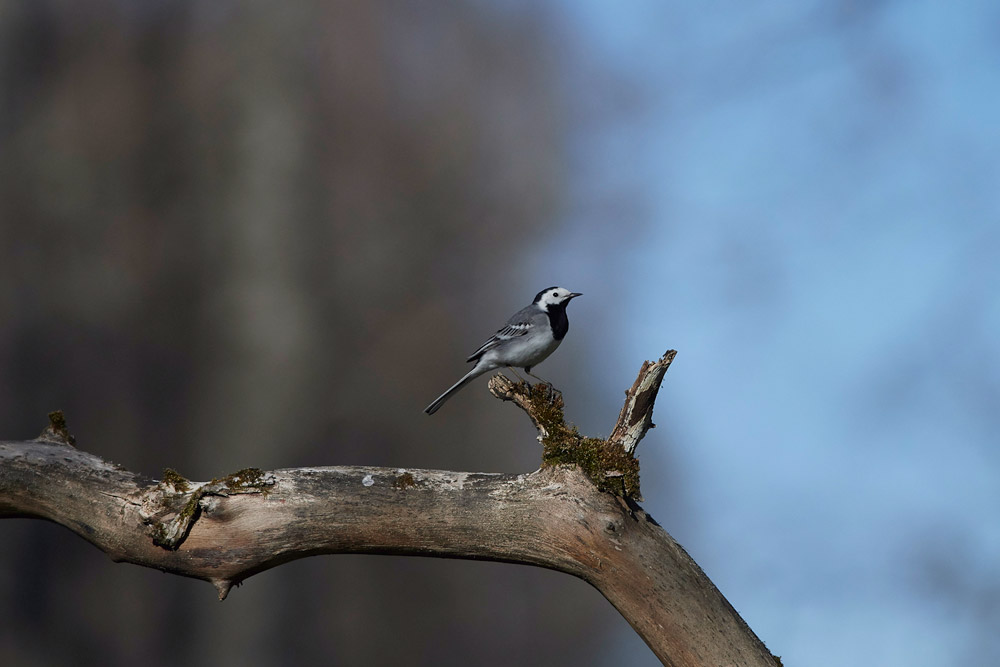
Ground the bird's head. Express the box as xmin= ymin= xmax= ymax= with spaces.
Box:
xmin=533 ymin=286 xmax=582 ymax=310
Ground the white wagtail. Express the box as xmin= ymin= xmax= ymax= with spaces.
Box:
xmin=424 ymin=286 xmax=582 ymax=415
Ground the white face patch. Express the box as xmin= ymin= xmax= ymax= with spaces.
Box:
xmin=538 ymin=288 xmax=570 ymax=308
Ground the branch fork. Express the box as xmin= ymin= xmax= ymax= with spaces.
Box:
xmin=489 ymin=350 xmax=676 ymax=500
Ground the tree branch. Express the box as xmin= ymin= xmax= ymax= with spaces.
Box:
xmin=0 ymin=352 xmax=781 ymax=667
xmin=610 ymin=350 xmax=677 ymax=455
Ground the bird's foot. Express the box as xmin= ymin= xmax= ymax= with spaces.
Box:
xmin=526 ymin=375 xmax=561 ymax=401
xmin=533 ymin=382 xmax=563 ymax=409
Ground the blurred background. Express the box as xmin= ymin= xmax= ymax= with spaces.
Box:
xmin=1 ymin=1 xmax=998 ymax=665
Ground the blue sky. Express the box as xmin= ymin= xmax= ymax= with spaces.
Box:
xmin=538 ymin=2 xmax=1000 ymax=664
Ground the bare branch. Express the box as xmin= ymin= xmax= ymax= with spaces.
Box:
xmin=0 ymin=352 xmax=781 ymax=666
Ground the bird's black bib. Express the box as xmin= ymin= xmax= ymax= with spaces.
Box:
xmin=546 ymin=303 xmax=570 ymax=340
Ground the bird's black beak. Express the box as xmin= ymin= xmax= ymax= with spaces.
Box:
xmin=568 ymin=292 xmax=583 ymax=299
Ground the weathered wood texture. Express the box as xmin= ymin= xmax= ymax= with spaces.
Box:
xmin=0 ymin=351 xmax=780 ymax=667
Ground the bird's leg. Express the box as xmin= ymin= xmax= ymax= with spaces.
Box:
xmin=506 ymin=366 xmax=528 ymax=384
xmin=525 ymin=369 xmax=549 ymax=386
xmin=525 ymin=369 xmax=561 ymax=399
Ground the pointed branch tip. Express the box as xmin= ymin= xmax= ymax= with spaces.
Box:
xmin=213 ymin=579 xmax=233 ymax=600
xmin=37 ymin=410 xmax=76 ymax=447
xmin=609 ymin=350 xmax=676 ymax=455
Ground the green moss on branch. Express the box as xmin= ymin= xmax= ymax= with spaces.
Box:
xmin=523 ymin=383 xmax=642 ymax=500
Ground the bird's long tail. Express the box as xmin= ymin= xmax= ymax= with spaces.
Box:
xmin=424 ymin=365 xmax=489 ymax=415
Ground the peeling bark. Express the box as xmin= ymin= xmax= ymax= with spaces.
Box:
xmin=0 ymin=352 xmax=781 ymax=667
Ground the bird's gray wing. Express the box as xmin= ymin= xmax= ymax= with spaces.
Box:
xmin=466 ymin=305 xmax=542 ymax=362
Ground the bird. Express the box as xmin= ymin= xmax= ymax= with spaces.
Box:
xmin=424 ymin=286 xmax=582 ymax=415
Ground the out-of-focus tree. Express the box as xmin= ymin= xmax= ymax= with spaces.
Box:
xmin=0 ymin=2 xmax=630 ymax=665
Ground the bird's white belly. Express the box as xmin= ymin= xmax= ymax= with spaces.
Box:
xmin=485 ymin=333 xmax=561 ymax=369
